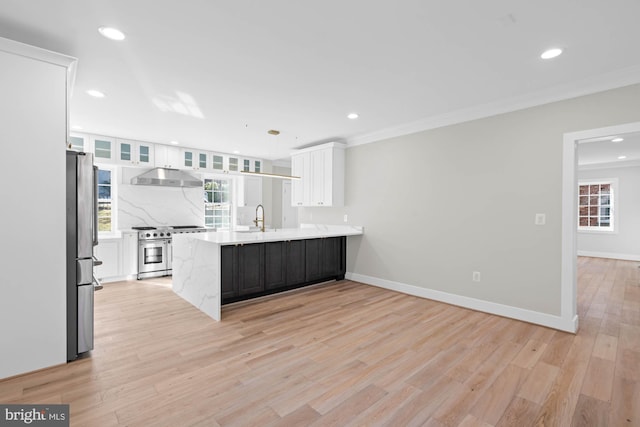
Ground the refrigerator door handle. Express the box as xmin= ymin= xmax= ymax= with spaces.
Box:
xmin=93 ymin=165 xmax=98 ymax=246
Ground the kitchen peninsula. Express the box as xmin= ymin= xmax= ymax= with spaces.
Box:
xmin=172 ymin=224 xmax=364 ymax=320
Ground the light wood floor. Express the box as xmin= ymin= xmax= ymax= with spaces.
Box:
xmin=1 ymin=257 xmax=639 ymax=426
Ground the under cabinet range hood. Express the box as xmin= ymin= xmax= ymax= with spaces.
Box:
xmin=131 ymin=167 xmax=202 ymax=187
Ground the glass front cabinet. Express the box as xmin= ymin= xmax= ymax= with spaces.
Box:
xmin=92 ymin=136 xmax=116 ymax=163
xmin=117 ymin=139 xmax=154 ymax=166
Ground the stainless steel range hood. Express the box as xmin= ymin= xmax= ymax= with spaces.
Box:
xmin=131 ymin=168 xmax=202 ymax=187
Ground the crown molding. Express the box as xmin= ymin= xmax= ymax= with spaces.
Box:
xmin=346 ymin=64 xmax=640 ymax=148
xmin=578 ymin=159 xmax=640 ymax=171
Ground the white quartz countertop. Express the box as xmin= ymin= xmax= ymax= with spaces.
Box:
xmin=172 ymin=224 xmax=363 ymax=245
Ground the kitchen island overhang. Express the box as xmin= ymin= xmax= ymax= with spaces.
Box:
xmin=172 ymin=225 xmax=364 ymax=321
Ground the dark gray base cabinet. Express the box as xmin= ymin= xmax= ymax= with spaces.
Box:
xmin=221 ymin=236 xmax=346 ymax=304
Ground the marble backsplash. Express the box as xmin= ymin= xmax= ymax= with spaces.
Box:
xmin=118 ymin=184 xmax=203 ymax=229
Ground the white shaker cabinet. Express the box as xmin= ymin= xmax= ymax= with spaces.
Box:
xmin=155 ymin=144 xmax=182 ymax=168
xmin=121 ymin=232 xmax=138 ymax=278
xmin=291 ymin=142 xmax=345 ymax=207
xmin=94 ymin=239 xmax=121 ymax=281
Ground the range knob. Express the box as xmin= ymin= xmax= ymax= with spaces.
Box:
xmin=145 ymin=233 xmax=151 ymax=238
xmin=167 ymin=232 xmax=171 ymax=237
xmin=153 ymin=233 xmax=158 ymax=237
xmin=159 ymin=232 xmax=164 ymax=237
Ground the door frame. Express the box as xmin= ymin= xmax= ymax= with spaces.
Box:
xmin=561 ymin=120 xmax=640 ymax=333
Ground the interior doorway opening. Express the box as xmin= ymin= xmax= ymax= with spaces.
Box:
xmin=561 ymin=121 xmax=640 ymax=333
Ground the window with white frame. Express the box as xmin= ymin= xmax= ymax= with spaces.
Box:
xmin=204 ymin=177 xmax=231 ymax=229
xmin=578 ymin=180 xmax=615 ymax=231
xmin=97 ymin=167 xmax=114 ymax=233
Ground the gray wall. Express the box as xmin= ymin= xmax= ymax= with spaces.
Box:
xmin=301 ymin=83 xmax=640 ymax=317
xmin=577 ymin=165 xmax=640 ymax=259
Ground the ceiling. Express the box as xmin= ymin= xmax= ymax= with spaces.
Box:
xmin=2 ymin=1 xmax=640 ymax=161
xmin=578 ymin=131 xmax=640 ymax=168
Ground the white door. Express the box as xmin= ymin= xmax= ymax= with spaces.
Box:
xmin=282 ymin=181 xmax=298 ymax=228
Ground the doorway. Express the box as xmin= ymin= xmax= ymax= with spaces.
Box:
xmin=561 ymin=120 xmax=640 ymax=333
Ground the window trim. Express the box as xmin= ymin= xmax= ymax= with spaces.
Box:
xmin=204 ymin=174 xmax=233 ymax=230
xmin=96 ymin=164 xmax=118 ymax=237
xmin=577 ymin=178 xmax=618 ymax=235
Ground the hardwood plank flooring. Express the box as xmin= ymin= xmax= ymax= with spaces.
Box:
xmin=1 ymin=257 xmax=639 ymax=426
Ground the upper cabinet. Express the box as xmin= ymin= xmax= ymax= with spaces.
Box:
xmin=68 ymin=133 xmax=91 ymax=152
xmin=155 ymin=144 xmax=182 ymax=168
xmin=92 ymin=135 xmax=116 ymax=163
xmin=66 ymin=132 xmax=265 ymax=174
xmin=181 ymin=149 xmax=211 ymax=171
xmin=291 ymin=142 xmax=345 ymax=207
xmin=117 ymin=139 xmax=154 ymax=166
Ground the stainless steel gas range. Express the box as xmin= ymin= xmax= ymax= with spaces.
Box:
xmin=133 ymin=225 xmax=208 ymax=279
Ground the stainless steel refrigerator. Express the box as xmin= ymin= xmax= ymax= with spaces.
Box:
xmin=66 ymin=150 xmax=99 ymax=361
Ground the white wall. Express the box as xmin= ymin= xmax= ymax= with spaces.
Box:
xmin=577 ymin=165 xmax=640 ymax=260
xmin=0 ymin=39 xmax=74 ymax=379
xmin=118 ymin=167 xmax=203 ymax=228
xmin=303 ymin=83 xmax=640 ymax=329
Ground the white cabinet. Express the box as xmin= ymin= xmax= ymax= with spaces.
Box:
xmin=237 ymin=176 xmax=262 ymax=207
xmin=290 ymin=142 xmax=345 ymax=207
xmin=121 ymin=232 xmax=138 ymax=277
xmin=155 ymin=144 xmax=182 ymax=168
xmin=92 ymin=135 xmax=117 ymax=163
xmin=68 ymin=133 xmax=91 ymax=152
xmin=94 ymin=239 xmax=120 ymax=281
xmin=117 ymin=139 xmax=154 ymax=166
xmin=182 ymin=149 xmax=210 ymax=171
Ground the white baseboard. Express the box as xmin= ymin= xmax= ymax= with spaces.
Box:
xmin=577 ymin=250 xmax=640 ymax=261
xmin=345 ymin=272 xmax=578 ymax=333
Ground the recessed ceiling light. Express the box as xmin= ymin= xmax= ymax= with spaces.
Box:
xmin=618 ymin=155 xmax=627 ymax=160
xmin=540 ymin=48 xmax=563 ymax=59
xmin=98 ymin=26 xmax=126 ymax=41
xmin=233 ymin=150 xmax=240 ymax=154
xmin=170 ymin=140 xmax=179 ymax=145
xmin=71 ymin=125 xmax=83 ymax=130
xmin=86 ymin=89 xmax=105 ymax=98
xmin=347 ymin=113 xmax=359 ymax=119
xmin=612 ymin=137 xmax=624 ymax=142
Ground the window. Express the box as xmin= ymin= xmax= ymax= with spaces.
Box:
xmin=578 ymin=180 xmax=615 ymax=231
xmin=243 ymin=159 xmax=250 ymax=172
xmin=204 ymin=178 xmax=231 ymax=229
xmin=97 ymin=168 xmax=113 ymax=232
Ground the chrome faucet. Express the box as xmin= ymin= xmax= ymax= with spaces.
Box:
xmin=254 ymin=204 xmax=265 ymax=232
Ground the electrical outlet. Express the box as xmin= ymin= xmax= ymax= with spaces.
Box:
xmin=344 ymin=214 xmax=348 ymax=222
xmin=472 ymin=271 xmax=481 ymax=282
xmin=535 ymin=213 xmax=546 ymax=225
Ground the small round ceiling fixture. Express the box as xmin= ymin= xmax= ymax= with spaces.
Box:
xmin=267 ymin=129 xmax=280 ymax=136
xmin=99 ymin=26 xmax=126 ymax=41
xmin=540 ymin=48 xmax=563 ymax=59
xmin=233 ymin=150 xmax=240 ymax=154
xmin=618 ymin=155 xmax=627 ymax=160
xmin=347 ymin=113 xmax=359 ymax=119
xmin=71 ymin=125 xmax=83 ymax=130
xmin=612 ymin=137 xmax=624 ymax=142
xmin=170 ymin=140 xmax=179 ymax=145
xmin=86 ymin=89 xmax=105 ymax=98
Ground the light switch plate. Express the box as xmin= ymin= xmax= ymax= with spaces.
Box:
xmin=535 ymin=213 xmax=546 ymax=225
